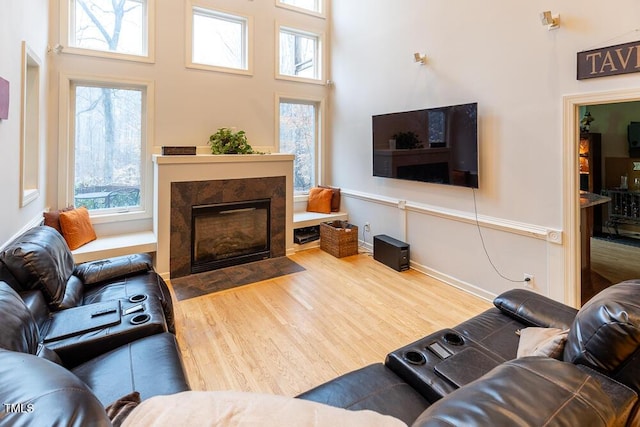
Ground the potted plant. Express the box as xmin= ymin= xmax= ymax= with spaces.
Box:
xmin=208 ymin=127 xmax=255 ymax=154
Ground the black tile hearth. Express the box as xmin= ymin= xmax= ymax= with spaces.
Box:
xmin=171 ymin=256 xmax=304 ymax=301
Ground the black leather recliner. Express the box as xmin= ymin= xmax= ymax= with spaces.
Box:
xmin=0 ymin=225 xmax=175 ymax=332
xmin=0 ymin=280 xmax=189 ymax=425
xmin=300 ymin=280 xmax=640 ymax=426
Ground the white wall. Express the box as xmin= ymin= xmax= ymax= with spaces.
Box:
xmin=329 ymin=1 xmax=640 ymax=303
xmin=0 ymin=0 xmax=49 ymax=244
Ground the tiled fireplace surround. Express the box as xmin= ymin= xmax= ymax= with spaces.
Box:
xmin=170 ymin=176 xmax=285 ymax=278
xmin=153 ymin=154 xmax=295 ymax=278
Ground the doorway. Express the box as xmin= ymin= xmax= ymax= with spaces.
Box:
xmin=563 ymin=89 xmax=640 ymax=308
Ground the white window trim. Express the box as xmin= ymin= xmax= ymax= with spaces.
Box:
xmin=276 ymin=23 xmax=325 ymax=85
xmin=58 ymin=73 xmax=154 ymax=224
xmin=59 ymin=0 xmax=156 ymax=64
xmin=185 ymin=1 xmax=254 ymax=76
xmin=275 ymin=0 xmax=326 ymax=18
xmin=275 ymin=93 xmax=325 ymax=193
xmin=20 ymin=41 xmax=42 ymax=208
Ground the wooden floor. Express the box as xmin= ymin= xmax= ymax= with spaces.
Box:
xmin=591 ymin=238 xmax=640 ymax=285
xmin=582 ymin=237 xmax=640 ymax=304
xmin=170 ymin=249 xmax=491 ymax=397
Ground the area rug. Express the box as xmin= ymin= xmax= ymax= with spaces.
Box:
xmin=171 ymin=257 xmax=305 ymax=301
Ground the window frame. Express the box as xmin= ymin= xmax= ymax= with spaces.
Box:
xmin=186 ymin=2 xmax=253 ymax=76
xmin=276 ymin=24 xmax=324 ymax=85
xmin=275 ymin=0 xmax=326 ymax=18
xmin=275 ymin=93 xmax=325 ymax=195
xmin=20 ymin=41 xmax=42 ymax=207
xmin=58 ymin=73 xmax=154 ymax=224
xmin=60 ymin=0 xmax=155 ymax=63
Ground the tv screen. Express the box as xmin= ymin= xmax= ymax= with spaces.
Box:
xmin=372 ymin=102 xmax=478 ymax=188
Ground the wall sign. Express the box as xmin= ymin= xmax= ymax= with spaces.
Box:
xmin=0 ymin=77 xmax=9 ymax=120
xmin=577 ymin=40 xmax=640 ymax=80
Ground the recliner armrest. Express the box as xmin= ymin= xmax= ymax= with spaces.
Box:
xmin=493 ymin=289 xmax=577 ymax=330
xmin=74 ymin=253 xmax=153 ymax=285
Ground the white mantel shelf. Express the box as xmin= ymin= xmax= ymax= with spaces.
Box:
xmin=152 ymin=153 xmax=295 ymax=165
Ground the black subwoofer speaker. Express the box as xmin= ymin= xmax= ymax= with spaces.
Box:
xmin=373 ymin=234 xmax=410 ymax=272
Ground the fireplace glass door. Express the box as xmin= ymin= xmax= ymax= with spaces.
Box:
xmin=191 ymin=199 xmax=271 ymax=273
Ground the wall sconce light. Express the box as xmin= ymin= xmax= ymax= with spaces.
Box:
xmin=540 ymin=11 xmax=560 ymax=30
xmin=414 ymin=52 xmax=427 ymax=65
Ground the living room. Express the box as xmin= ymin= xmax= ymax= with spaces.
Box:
xmin=2 ymin=1 xmax=640 ymax=425
xmin=2 ymin=1 xmax=640 ymax=305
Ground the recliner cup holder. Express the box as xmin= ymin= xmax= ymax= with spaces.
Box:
xmin=128 ymin=294 xmax=148 ymax=303
xmin=443 ymin=332 xmax=464 ymax=346
xmin=130 ymin=314 xmax=151 ymax=325
xmin=404 ymin=351 xmax=426 ymax=365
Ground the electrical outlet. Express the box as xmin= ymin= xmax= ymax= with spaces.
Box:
xmin=364 ymin=222 xmax=371 ymax=232
xmin=523 ymin=273 xmax=534 ymax=288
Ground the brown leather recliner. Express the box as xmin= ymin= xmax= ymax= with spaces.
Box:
xmin=0 ymin=225 xmax=175 ymax=332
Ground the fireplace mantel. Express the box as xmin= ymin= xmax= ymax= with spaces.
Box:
xmin=153 ymin=154 xmax=294 ymax=277
xmin=153 ymin=153 xmax=295 ymax=166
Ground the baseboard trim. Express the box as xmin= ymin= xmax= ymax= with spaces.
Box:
xmin=410 ymin=260 xmax=496 ymax=303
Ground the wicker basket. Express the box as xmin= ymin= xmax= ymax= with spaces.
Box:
xmin=320 ymin=221 xmax=358 ymax=258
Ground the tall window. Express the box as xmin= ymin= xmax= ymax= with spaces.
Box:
xmin=71 ymin=82 xmax=145 ymax=213
xmin=277 ymin=0 xmax=323 ymax=16
xmin=66 ymin=0 xmax=151 ymax=59
xmin=279 ymin=99 xmax=321 ymax=193
xmin=278 ymin=27 xmax=322 ymax=82
xmin=188 ymin=4 xmax=252 ymax=74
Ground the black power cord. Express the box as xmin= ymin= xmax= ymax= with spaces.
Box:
xmin=472 ymin=188 xmax=529 ymax=284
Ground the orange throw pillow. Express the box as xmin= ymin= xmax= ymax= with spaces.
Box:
xmin=306 ymin=187 xmax=333 ymax=214
xmin=59 ymin=207 xmax=97 ymax=250
xmin=319 ymin=185 xmax=341 ymax=212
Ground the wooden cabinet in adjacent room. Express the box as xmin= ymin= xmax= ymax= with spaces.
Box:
xmin=580 ymin=133 xmax=603 ymax=236
xmin=579 ymin=132 xmax=602 ymax=194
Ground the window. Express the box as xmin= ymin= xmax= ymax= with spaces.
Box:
xmin=20 ymin=42 xmax=41 ymax=207
xmin=277 ymin=0 xmax=324 ymax=16
xmin=278 ymin=98 xmax=322 ymax=193
xmin=278 ymin=27 xmax=322 ymax=82
xmin=63 ymin=0 xmax=153 ymax=61
xmin=187 ymin=4 xmax=252 ymax=74
xmin=61 ymin=76 xmax=152 ymax=220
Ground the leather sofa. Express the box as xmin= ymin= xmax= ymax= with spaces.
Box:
xmin=299 ymin=280 xmax=640 ymax=426
xmin=0 ymin=225 xmax=190 ymax=426
xmin=1 ymin=221 xmax=639 ymax=426
xmin=0 ymin=280 xmax=189 ymax=426
xmin=0 ymin=226 xmax=175 ymax=333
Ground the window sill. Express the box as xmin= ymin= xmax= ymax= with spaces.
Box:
xmin=71 ymin=231 xmax=156 ymax=264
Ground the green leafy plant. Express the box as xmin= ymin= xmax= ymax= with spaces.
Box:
xmin=208 ymin=127 xmax=255 ymax=154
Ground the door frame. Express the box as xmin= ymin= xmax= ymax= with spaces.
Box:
xmin=563 ymin=87 xmax=640 ymax=308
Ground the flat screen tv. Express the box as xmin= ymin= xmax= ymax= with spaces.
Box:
xmin=372 ymin=102 xmax=478 ymax=188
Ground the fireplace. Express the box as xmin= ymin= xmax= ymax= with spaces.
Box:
xmin=191 ymin=199 xmax=271 ymax=273
xmin=168 ymin=176 xmax=287 ymax=279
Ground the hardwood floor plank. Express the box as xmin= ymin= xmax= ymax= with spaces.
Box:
xmin=171 ymin=249 xmax=491 ymax=397
xmin=591 ymin=237 xmax=640 ymax=284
